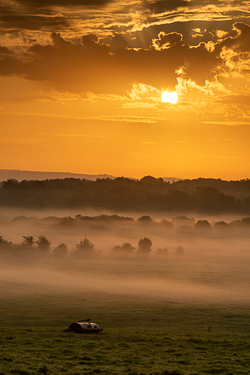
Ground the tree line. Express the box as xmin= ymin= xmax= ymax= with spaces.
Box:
xmin=0 ymin=234 xmax=162 ymax=257
xmin=1 ymin=176 xmax=250 ymax=213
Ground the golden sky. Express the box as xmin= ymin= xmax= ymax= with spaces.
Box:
xmin=0 ymin=0 xmax=250 ymax=179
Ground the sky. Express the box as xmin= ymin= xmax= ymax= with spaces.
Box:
xmin=0 ymin=0 xmax=250 ymax=180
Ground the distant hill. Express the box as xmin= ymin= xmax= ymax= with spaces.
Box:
xmin=0 ymin=169 xmax=181 ymax=183
xmin=0 ymin=169 xmax=115 ymax=182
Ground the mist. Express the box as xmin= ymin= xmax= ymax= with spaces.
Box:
xmin=1 ymin=208 xmax=250 ymax=316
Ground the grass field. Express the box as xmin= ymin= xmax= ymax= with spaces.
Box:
xmin=1 ymin=323 xmax=250 ymax=375
xmin=1 ymin=254 xmax=250 ymax=375
xmin=1 ymin=286 xmax=250 ymax=375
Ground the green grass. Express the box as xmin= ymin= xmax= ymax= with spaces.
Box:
xmin=0 ymin=326 xmax=250 ymax=375
xmin=0 ymin=289 xmax=250 ymax=375
xmin=1 ymin=256 xmax=250 ymax=374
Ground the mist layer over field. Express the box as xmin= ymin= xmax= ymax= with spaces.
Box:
xmin=0 ymin=208 xmax=250 ymax=330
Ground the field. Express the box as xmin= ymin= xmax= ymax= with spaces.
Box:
xmin=1 ymin=253 xmax=250 ymax=375
xmin=1 ymin=323 xmax=250 ymax=375
xmin=1 ymin=208 xmax=250 ymax=375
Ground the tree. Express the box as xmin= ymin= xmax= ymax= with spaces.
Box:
xmin=175 ymin=245 xmax=184 ymax=255
xmin=22 ymin=235 xmax=35 ymax=248
xmin=137 ymin=215 xmax=153 ymax=222
xmin=137 ymin=237 xmax=152 ymax=255
xmin=194 ymin=220 xmax=211 ymax=230
xmin=0 ymin=235 xmax=12 ymax=249
xmin=172 ymin=216 xmax=195 ymax=228
xmin=36 ymin=235 xmax=51 ymax=252
xmin=160 ymin=219 xmax=173 ymax=229
xmin=112 ymin=242 xmax=135 ymax=257
xmin=213 ymin=221 xmax=230 ymax=233
xmin=53 ymin=243 xmax=68 ymax=256
xmin=74 ymin=236 xmax=94 ymax=256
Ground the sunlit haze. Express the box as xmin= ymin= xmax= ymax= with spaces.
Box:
xmin=161 ymin=91 xmax=178 ymax=104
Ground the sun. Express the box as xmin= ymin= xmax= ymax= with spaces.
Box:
xmin=161 ymin=91 xmax=178 ymax=104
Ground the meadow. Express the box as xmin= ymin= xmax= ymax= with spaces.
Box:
xmin=1 ymin=254 xmax=250 ymax=375
xmin=1 ymin=322 xmax=250 ymax=375
xmin=1 ymin=209 xmax=250 ymax=375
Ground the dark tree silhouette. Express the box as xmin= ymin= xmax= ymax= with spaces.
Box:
xmin=194 ymin=220 xmax=211 ymax=229
xmin=112 ymin=242 xmax=135 ymax=256
xmin=137 ymin=215 xmax=153 ymax=222
xmin=137 ymin=237 xmax=152 ymax=255
xmin=172 ymin=216 xmax=195 ymax=227
xmin=36 ymin=235 xmax=51 ymax=252
xmin=53 ymin=243 xmax=68 ymax=256
xmin=213 ymin=221 xmax=229 ymax=227
xmin=213 ymin=221 xmax=230 ymax=232
xmin=1 ymin=176 xmax=250 ymax=214
xmin=0 ymin=235 xmax=12 ymax=248
xmin=74 ymin=236 xmax=95 ymax=256
xmin=22 ymin=235 xmax=35 ymax=247
xmin=160 ymin=219 xmax=173 ymax=228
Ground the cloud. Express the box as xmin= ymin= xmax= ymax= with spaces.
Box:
xmin=0 ymin=46 xmax=14 ymax=55
xmin=218 ymin=94 xmax=250 ymax=106
xmin=96 ymin=115 xmax=157 ymax=123
xmin=122 ymin=101 xmax=157 ymax=109
xmin=16 ymin=0 xmax=114 ymax=8
xmin=0 ymin=137 xmax=42 ymax=144
xmin=0 ymin=3 xmax=69 ymax=30
xmin=0 ymin=15 xmax=69 ymax=31
xmin=216 ymin=30 xmax=228 ymax=39
xmin=0 ymin=32 xmax=180 ymax=93
xmin=152 ymin=31 xmax=183 ymax=50
xmin=0 ymin=22 xmax=250 ymax=96
xmin=213 ymin=22 xmax=250 ymax=53
xmin=143 ymin=0 xmax=190 ymax=13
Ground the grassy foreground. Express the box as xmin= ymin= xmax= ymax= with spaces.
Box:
xmin=1 ymin=290 xmax=250 ymax=375
xmin=1 ymin=255 xmax=250 ymax=375
xmin=1 ymin=325 xmax=250 ymax=375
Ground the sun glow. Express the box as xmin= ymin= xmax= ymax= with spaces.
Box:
xmin=161 ymin=91 xmax=178 ymax=104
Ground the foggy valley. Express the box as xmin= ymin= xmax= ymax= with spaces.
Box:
xmin=1 ymin=207 xmax=250 ymax=322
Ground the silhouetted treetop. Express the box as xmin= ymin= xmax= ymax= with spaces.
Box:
xmin=140 ymin=176 xmax=158 ymax=183
xmin=137 ymin=237 xmax=152 ymax=254
xmin=137 ymin=215 xmax=153 ymax=222
xmin=112 ymin=242 xmax=135 ymax=257
xmin=36 ymin=235 xmax=51 ymax=252
xmin=22 ymin=235 xmax=35 ymax=247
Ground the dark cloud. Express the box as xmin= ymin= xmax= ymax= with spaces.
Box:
xmin=0 ymin=32 xmax=181 ymax=93
xmin=0 ymin=23 xmax=249 ymax=95
xmin=183 ymin=43 xmax=220 ymax=86
xmin=16 ymin=0 xmax=114 ymax=8
xmin=104 ymin=20 xmax=238 ymax=51
xmin=144 ymin=0 xmax=190 ymax=13
xmin=0 ymin=14 xmax=69 ymax=30
xmin=51 ymin=32 xmax=73 ymax=48
xmin=0 ymin=5 xmax=69 ymax=30
xmin=214 ymin=22 xmax=250 ymax=55
xmin=0 ymin=0 xmax=111 ymax=32
xmin=231 ymin=22 xmax=250 ymax=52
xmin=0 ymin=46 xmax=14 ymax=55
